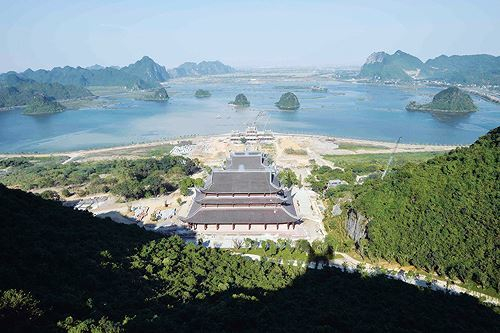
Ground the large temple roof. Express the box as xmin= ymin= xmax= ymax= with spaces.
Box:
xmin=225 ymin=151 xmax=269 ymax=170
xmin=202 ymin=170 xmax=280 ymax=194
xmin=182 ymin=206 xmax=300 ymax=224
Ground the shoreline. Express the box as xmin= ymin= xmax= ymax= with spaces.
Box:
xmin=0 ymin=132 xmax=459 ymax=159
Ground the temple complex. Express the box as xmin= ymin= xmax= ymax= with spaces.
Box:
xmin=181 ymin=152 xmax=300 ymax=232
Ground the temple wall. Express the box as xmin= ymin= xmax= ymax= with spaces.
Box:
xmin=193 ymin=223 xmax=294 ymax=232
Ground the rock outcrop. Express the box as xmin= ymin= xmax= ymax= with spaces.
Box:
xmin=229 ymin=93 xmax=250 ymax=107
xmin=275 ymin=92 xmax=300 ymax=110
xmin=406 ymin=86 xmax=477 ymax=113
xmin=195 ymin=89 xmax=211 ymax=98
xmin=345 ymin=208 xmax=369 ymax=243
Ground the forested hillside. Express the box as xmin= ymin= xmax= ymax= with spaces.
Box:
xmin=0 ymin=56 xmax=168 ymax=89
xmin=353 ymin=127 xmax=499 ymax=291
xmin=0 ymin=154 xmax=199 ymax=199
xmin=168 ymin=61 xmax=235 ymax=78
xmin=0 ymin=73 xmax=93 ymax=109
xmin=1 ymin=184 xmax=499 ymax=332
xmin=359 ymin=50 xmax=500 ymax=84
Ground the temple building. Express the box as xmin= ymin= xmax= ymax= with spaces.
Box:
xmin=230 ymin=126 xmax=274 ymax=142
xmin=181 ymin=152 xmax=300 ymax=232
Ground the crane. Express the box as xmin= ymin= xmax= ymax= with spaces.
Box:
xmin=381 ymin=136 xmax=402 ymax=179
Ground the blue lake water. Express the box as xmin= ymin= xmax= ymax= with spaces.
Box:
xmin=1 ymin=77 xmax=499 ymax=153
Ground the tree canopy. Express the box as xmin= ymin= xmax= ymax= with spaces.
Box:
xmin=353 ymin=127 xmax=500 ymax=291
xmin=0 ymin=184 xmax=498 ymax=332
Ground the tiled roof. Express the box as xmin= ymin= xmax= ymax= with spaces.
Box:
xmin=225 ymin=152 xmax=268 ymax=170
xmin=202 ymin=171 xmax=281 ymax=194
xmin=182 ymin=206 xmax=300 ymax=224
xmin=194 ymin=189 xmax=293 ymax=205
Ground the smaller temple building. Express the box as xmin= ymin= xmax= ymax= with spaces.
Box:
xmin=181 ymin=152 xmax=300 ymax=232
xmin=230 ymin=126 xmax=274 ymax=142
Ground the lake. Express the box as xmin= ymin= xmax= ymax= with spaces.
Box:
xmin=1 ymin=74 xmax=499 ymax=153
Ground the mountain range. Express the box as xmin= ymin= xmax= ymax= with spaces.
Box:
xmin=0 ymin=73 xmax=93 ymax=109
xmin=0 ymin=57 xmax=236 ymax=90
xmin=0 ymin=56 xmax=169 ymax=89
xmin=359 ymin=50 xmax=500 ymax=85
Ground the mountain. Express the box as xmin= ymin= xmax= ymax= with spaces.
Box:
xmin=138 ymin=87 xmax=170 ymax=101
xmin=23 ymin=94 xmax=65 ymax=115
xmin=229 ymin=93 xmax=250 ymax=106
xmin=169 ymin=60 xmax=235 ymax=78
xmin=359 ymin=50 xmax=500 ymax=85
xmin=359 ymin=50 xmax=423 ymax=81
xmin=351 ymin=126 xmax=500 ymax=291
xmin=1 ymin=183 xmax=499 ymax=332
xmin=0 ymin=56 xmax=168 ymax=89
xmin=420 ymin=54 xmax=500 ymax=85
xmin=275 ymin=92 xmax=300 ymax=110
xmin=120 ymin=56 xmax=169 ymax=83
xmin=195 ymin=89 xmax=211 ymax=98
xmin=407 ymin=87 xmax=477 ymax=112
xmin=0 ymin=73 xmax=93 ymax=109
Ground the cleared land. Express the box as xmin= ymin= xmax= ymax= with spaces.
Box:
xmin=0 ymin=133 xmax=455 ymax=243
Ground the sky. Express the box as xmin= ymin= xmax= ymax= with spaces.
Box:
xmin=0 ymin=0 xmax=499 ymax=72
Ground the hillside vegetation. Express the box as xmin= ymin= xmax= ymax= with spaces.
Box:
xmin=0 ymin=155 xmax=199 ymax=199
xmin=0 ymin=73 xmax=93 ymax=109
xmin=353 ymin=127 xmax=500 ymax=291
xmin=169 ymin=61 xmax=235 ymax=78
xmin=23 ymin=94 xmax=66 ymax=115
xmin=229 ymin=93 xmax=250 ymax=107
xmin=407 ymin=87 xmax=477 ymax=113
xmin=359 ymin=50 xmax=423 ymax=82
xmin=275 ymin=92 xmax=300 ymax=110
xmin=359 ymin=50 xmax=500 ymax=85
xmin=0 ymin=56 xmax=168 ymax=89
xmin=1 ymin=184 xmax=499 ymax=332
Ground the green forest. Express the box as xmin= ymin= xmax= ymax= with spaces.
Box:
xmin=0 ymin=155 xmax=199 ymax=199
xmin=1 ymin=184 xmax=498 ymax=332
xmin=0 ymin=73 xmax=93 ymax=109
xmin=0 ymin=56 xmax=168 ymax=90
xmin=406 ymin=87 xmax=477 ymax=113
xmin=352 ymin=127 xmax=499 ymax=291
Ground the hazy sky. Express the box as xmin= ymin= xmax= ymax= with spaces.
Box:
xmin=1 ymin=0 xmax=499 ymax=72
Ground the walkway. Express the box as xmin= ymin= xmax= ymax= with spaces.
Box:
xmin=239 ymin=252 xmax=500 ymax=306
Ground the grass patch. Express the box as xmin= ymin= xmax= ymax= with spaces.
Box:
xmin=284 ymin=147 xmax=307 ymax=155
xmin=337 ymin=143 xmax=387 ymax=151
xmin=323 ymin=151 xmax=447 ymax=173
xmin=148 ymin=145 xmax=174 ymax=157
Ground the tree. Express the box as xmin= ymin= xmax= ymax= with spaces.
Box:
xmin=38 ymin=190 xmax=60 ymax=201
xmin=179 ymin=177 xmax=194 ymax=196
xmin=278 ymin=168 xmax=299 ymax=188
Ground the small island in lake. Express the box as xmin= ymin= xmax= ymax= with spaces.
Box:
xmin=275 ymin=92 xmax=300 ymax=110
xmin=229 ymin=93 xmax=250 ymax=107
xmin=406 ymin=87 xmax=477 ymax=113
xmin=195 ymin=89 xmax=211 ymax=98
xmin=140 ymin=88 xmax=170 ymax=101
xmin=311 ymin=86 xmax=328 ymax=92
xmin=23 ymin=94 xmax=65 ymax=115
